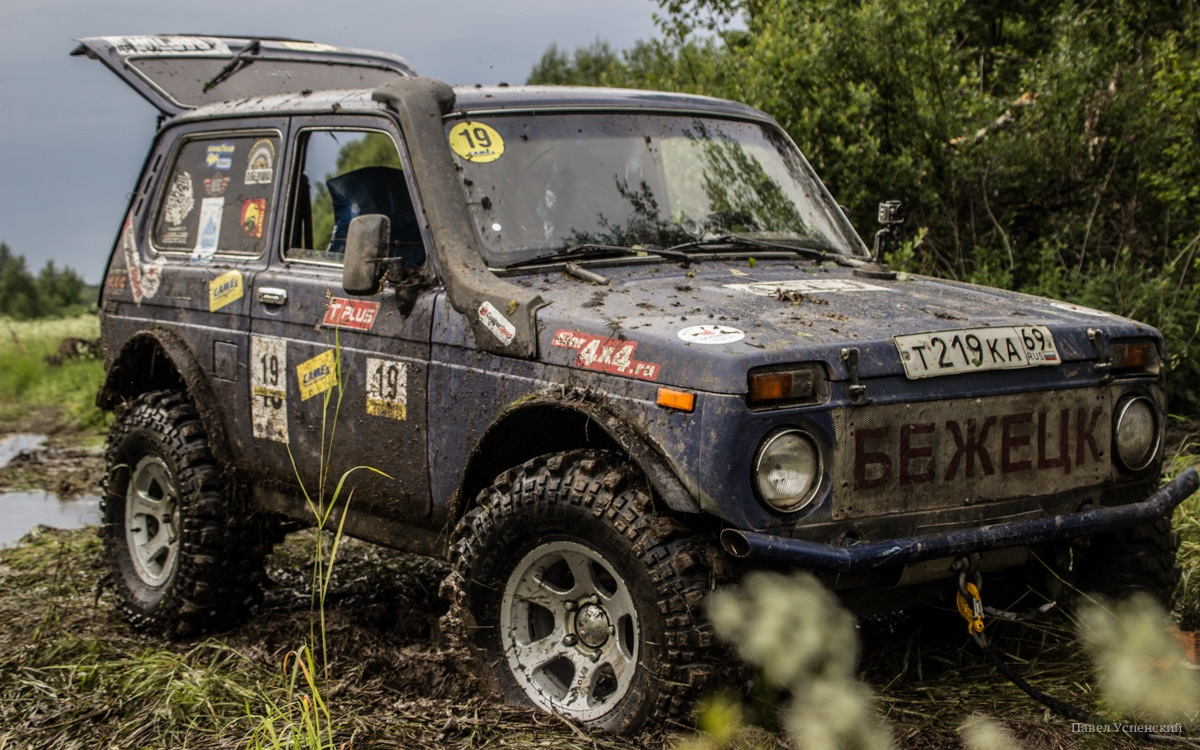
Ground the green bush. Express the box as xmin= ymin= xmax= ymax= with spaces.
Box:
xmin=531 ymin=0 xmax=1200 ymax=414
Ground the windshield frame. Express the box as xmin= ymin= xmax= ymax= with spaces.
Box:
xmin=443 ymin=107 xmax=871 ymax=269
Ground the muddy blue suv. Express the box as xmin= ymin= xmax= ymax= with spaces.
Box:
xmin=80 ymin=34 xmax=1197 ymax=733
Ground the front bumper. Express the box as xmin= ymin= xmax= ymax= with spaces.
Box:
xmin=721 ymin=468 xmax=1198 ymax=573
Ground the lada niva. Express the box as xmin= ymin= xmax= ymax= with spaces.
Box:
xmin=78 ymin=34 xmax=1197 ymax=732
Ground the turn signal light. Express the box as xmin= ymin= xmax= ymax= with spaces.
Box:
xmin=656 ymin=387 xmax=696 ymax=412
xmin=747 ymin=364 xmax=827 ymax=408
xmin=1111 ymin=340 xmax=1161 ymax=376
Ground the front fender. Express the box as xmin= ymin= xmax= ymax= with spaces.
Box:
xmin=460 ymin=392 xmax=702 ymax=517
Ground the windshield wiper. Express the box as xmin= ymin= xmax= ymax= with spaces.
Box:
xmin=504 ymin=243 xmax=694 ymax=269
xmin=667 ymin=235 xmax=862 ymax=266
xmin=203 ymin=39 xmax=262 ymax=93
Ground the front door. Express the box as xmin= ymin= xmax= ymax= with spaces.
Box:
xmin=249 ymin=117 xmax=434 ymax=524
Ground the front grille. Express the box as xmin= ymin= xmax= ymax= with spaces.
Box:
xmin=831 ymin=388 xmax=1113 ymax=520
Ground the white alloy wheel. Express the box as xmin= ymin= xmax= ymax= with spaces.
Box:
xmin=500 ymin=540 xmax=639 ymax=722
xmin=124 ymin=455 xmax=181 ymax=587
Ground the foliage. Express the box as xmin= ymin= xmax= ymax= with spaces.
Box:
xmin=530 ymin=0 xmax=1200 ymax=413
xmin=1078 ymin=594 xmax=1200 ymax=726
xmin=0 ymin=314 xmax=105 ymax=434
xmin=0 ymin=243 xmax=94 ymax=320
xmin=678 ymin=572 xmax=895 ymax=750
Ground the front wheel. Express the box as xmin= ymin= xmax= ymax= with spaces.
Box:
xmin=447 ymin=450 xmax=719 ymax=733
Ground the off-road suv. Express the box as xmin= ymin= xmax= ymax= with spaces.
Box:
xmin=80 ymin=34 xmax=1197 ymax=733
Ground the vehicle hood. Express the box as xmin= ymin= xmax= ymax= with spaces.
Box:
xmin=532 ymin=259 xmax=1158 ymax=392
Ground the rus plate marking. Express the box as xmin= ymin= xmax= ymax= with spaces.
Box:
xmin=894 ymin=325 xmax=1060 ymax=379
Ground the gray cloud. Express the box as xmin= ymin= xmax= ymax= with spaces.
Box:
xmin=0 ymin=0 xmax=659 ymax=281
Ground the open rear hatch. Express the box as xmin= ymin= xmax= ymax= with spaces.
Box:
xmin=72 ymin=35 xmax=416 ymax=116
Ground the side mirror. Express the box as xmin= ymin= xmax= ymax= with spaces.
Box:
xmin=343 ymin=214 xmax=389 ymax=295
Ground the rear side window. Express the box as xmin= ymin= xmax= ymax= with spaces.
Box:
xmin=152 ymin=132 xmax=281 ymax=258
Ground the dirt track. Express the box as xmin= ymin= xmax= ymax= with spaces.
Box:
xmin=0 ymin=435 xmax=1195 ymax=748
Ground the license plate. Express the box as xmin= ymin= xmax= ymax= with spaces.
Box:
xmin=894 ymin=326 xmax=1060 ymax=379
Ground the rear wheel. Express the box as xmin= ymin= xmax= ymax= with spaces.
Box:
xmin=103 ymin=390 xmax=268 ymax=637
xmin=447 ymin=450 xmax=719 ymax=733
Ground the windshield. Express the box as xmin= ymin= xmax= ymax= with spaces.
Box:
xmin=446 ymin=112 xmax=868 ymax=267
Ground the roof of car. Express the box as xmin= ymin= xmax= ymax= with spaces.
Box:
xmin=171 ymin=81 xmax=775 ymax=125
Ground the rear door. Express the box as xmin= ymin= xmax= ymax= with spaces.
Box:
xmin=72 ymin=35 xmax=416 ymax=116
xmin=103 ymin=118 xmax=287 ymax=464
xmin=247 ymin=115 xmax=435 ymax=522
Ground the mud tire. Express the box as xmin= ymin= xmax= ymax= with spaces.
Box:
xmin=1076 ymin=517 xmax=1181 ymax=607
xmin=447 ymin=450 xmax=719 ymax=733
xmin=102 ymin=390 xmax=268 ymax=637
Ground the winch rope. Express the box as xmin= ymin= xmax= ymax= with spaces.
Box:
xmin=951 ymin=554 xmax=1200 ymax=745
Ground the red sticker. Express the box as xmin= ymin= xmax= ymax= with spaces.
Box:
xmin=552 ymin=329 xmax=660 ymax=381
xmin=323 ymin=297 xmax=380 ymax=331
xmin=240 ymin=199 xmax=265 ymax=238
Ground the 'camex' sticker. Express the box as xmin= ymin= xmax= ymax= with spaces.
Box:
xmin=449 ymin=122 xmax=504 ymax=163
xmin=297 ymin=349 xmax=337 ymax=401
xmin=209 ymin=270 xmax=243 ymax=312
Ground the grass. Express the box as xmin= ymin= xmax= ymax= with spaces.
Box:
xmin=0 ymin=314 xmax=106 ymax=437
xmin=2 ymin=315 xmax=1199 ymax=747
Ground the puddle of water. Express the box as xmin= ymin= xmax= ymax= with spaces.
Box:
xmin=0 ymin=491 xmax=102 ymax=547
xmin=0 ymin=434 xmax=47 ymax=469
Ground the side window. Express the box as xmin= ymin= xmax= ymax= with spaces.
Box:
xmin=152 ymin=133 xmax=280 ymax=258
xmin=286 ymin=129 xmax=425 ymax=270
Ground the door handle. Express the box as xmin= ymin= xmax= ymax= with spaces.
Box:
xmin=256 ymin=287 xmax=288 ymax=305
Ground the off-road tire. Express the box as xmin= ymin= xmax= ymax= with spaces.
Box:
xmin=102 ymin=390 xmax=269 ymax=637
xmin=446 ymin=450 xmax=719 ymax=733
xmin=1076 ymin=517 xmax=1181 ymax=607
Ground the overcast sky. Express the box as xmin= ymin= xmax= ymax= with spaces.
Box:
xmin=0 ymin=1 xmax=662 ymax=282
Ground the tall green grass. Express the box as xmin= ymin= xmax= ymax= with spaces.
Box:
xmin=248 ymin=333 xmax=387 ymax=750
xmin=0 ymin=314 xmax=105 ymax=434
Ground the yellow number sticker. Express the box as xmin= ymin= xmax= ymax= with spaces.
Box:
xmin=448 ymin=121 xmax=505 ymax=163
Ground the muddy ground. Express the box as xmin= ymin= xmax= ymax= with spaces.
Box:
xmin=1 ymin=427 xmax=1197 ymax=748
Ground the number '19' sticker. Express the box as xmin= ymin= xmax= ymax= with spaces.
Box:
xmin=449 ymin=121 xmax=504 ymax=163
xmin=251 ymin=335 xmax=288 ymax=443
xmin=366 ymin=357 xmax=407 ymax=420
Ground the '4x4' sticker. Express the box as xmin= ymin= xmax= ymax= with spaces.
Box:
xmin=552 ymin=329 xmax=660 ymax=381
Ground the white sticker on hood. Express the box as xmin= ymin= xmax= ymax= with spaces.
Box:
xmin=725 ymin=279 xmax=891 ymax=296
xmin=478 ymin=300 xmax=516 ymax=345
xmin=678 ymin=325 xmax=745 ymax=344
xmin=1050 ymin=301 xmax=1110 ymax=317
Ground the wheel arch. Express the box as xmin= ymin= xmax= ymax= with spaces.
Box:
xmin=97 ymin=329 xmax=235 ymax=469
xmin=456 ymin=395 xmax=701 ymax=520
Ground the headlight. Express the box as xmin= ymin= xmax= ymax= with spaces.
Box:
xmin=1113 ymin=395 xmax=1160 ymax=471
xmin=754 ymin=429 xmax=821 ymax=512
